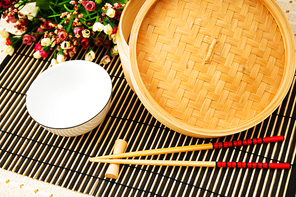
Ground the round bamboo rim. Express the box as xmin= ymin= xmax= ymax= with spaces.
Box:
xmin=129 ymin=0 xmax=296 ymax=137
xmin=117 ymin=0 xmax=146 ymax=90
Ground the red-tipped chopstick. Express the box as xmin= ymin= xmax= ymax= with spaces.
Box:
xmin=89 ymin=159 xmax=290 ymax=169
xmin=90 ymin=136 xmax=284 ymax=160
xmin=216 ymin=161 xmax=290 ymax=169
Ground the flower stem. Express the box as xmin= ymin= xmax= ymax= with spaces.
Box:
xmin=57 ymin=0 xmax=71 ymax=5
xmin=63 ymin=4 xmax=72 ymax=12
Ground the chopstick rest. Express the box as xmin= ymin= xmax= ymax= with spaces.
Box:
xmin=90 ymin=136 xmax=284 ymax=160
xmin=105 ymin=139 xmax=127 ymax=179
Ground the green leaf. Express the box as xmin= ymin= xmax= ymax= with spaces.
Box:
xmin=57 ymin=0 xmax=72 ymax=5
xmin=63 ymin=4 xmax=72 ymax=12
xmin=100 ymin=0 xmax=129 ymax=6
xmin=66 ymin=19 xmax=73 ymax=33
xmin=36 ymin=0 xmax=51 ymax=10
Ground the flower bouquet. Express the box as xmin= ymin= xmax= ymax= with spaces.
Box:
xmin=0 ymin=0 xmax=128 ymax=65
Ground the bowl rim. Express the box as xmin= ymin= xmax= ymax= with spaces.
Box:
xmin=26 ymin=96 xmax=112 ymax=130
xmin=26 ymin=60 xmax=113 ymax=130
xmin=129 ymin=0 xmax=296 ymax=137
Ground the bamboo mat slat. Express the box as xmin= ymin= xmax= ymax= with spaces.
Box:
xmin=0 ymin=42 xmax=295 ymax=197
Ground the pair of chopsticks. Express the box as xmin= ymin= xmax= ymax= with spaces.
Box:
xmin=89 ymin=136 xmax=290 ymax=169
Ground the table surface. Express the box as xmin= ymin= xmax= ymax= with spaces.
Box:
xmin=1 ymin=0 xmax=296 ymax=196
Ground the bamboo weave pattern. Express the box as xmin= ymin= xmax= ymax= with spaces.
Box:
xmin=136 ymin=0 xmax=285 ymax=129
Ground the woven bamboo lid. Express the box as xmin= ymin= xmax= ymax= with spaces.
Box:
xmin=129 ymin=0 xmax=296 ymax=137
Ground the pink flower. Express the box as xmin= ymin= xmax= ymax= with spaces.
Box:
xmin=100 ymin=55 xmax=111 ymax=65
xmin=82 ymin=1 xmax=95 ymax=11
xmin=39 ymin=50 xmax=50 ymax=58
xmin=34 ymin=43 xmax=49 ymax=58
xmin=34 ymin=43 xmax=42 ymax=51
xmin=113 ymin=3 xmax=122 ymax=9
xmin=36 ymin=27 xmax=44 ymax=33
xmin=112 ymin=26 xmax=118 ymax=35
xmin=73 ymin=27 xmax=83 ymax=36
xmin=6 ymin=38 xmax=12 ymax=45
xmin=43 ymin=21 xmax=52 ymax=30
xmin=102 ymin=3 xmax=112 ymax=10
xmin=0 ymin=0 xmax=12 ymax=8
xmin=80 ymin=38 xmax=90 ymax=49
xmin=22 ymin=34 xmax=33 ymax=45
xmin=57 ymin=30 xmax=68 ymax=41
xmin=30 ymin=33 xmax=37 ymax=42
xmin=7 ymin=14 xmax=16 ymax=23
xmin=68 ymin=50 xmax=75 ymax=57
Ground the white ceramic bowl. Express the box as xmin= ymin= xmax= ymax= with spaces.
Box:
xmin=26 ymin=60 xmax=112 ymax=136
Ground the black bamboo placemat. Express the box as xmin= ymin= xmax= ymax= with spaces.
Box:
xmin=0 ymin=43 xmax=295 ymax=197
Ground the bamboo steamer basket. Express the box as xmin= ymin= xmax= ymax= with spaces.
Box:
xmin=117 ymin=0 xmax=146 ymax=90
xmin=129 ymin=0 xmax=296 ymax=138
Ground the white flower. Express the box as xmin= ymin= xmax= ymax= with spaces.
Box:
xmin=41 ymin=38 xmax=52 ymax=46
xmin=33 ymin=51 xmax=42 ymax=59
xmin=114 ymin=3 xmax=120 ymax=9
xmin=57 ymin=54 xmax=66 ymax=63
xmin=104 ymin=3 xmax=112 ymax=9
xmin=106 ymin=8 xmax=116 ymax=18
xmin=109 ymin=33 xmax=116 ymax=44
xmin=82 ymin=29 xmax=90 ymax=38
xmin=104 ymin=24 xmax=113 ymax=35
xmin=60 ymin=41 xmax=72 ymax=49
xmin=5 ymin=45 xmax=14 ymax=56
xmin=100 ymin=55 xmax=111 ymax=65
xmin=51 ymin=38 xmax=56 ymax=47
xmin=93 ymin=22 xmax=104 ymax=32
xmin=19 ymin=2 xmax=39 ymax=20
xmin=0 ymin=31 xmax=9 ymax=41
xmin=111 ymin=45 xmax=118 ymax=57
xmin=50 ymin=58 xmax=58 ymax=66
xmin=85 ymin=50 xmax=95 ymax=61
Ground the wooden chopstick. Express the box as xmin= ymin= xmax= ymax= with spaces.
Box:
xmin=89 ymin=159 xmax=290 ymax=169
xmin=90 ymin=136 xmax=284 ymax=160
